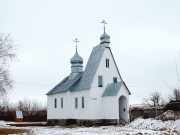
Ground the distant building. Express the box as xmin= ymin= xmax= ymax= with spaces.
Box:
xmin=46 ymin=23 xmax=131 ymax=126
xmin=130 ymin=105 xmax=164 ymax=121
xmin=164 ymin=100 xmax=180 ymax=112
xmin=143 ymin=106 xmax=164 ymax=119
xmin=14 ymin=111 xmax=23 ymax=122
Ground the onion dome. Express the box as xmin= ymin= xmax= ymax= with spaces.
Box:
xmin=100 ymin=32 xmax=111 ymax=44
xmin=70 ymin=52 xmax=83 ymax=64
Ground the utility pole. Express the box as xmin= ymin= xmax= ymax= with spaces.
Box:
xmin=155 ymin=101 xmax=157 ymax=117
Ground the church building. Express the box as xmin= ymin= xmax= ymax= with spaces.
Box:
xmin=46 ymin=21 xmax=131 ymax=126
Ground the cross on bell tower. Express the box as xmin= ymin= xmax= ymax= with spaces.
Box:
xmin=101 ymin=20 xmax=107 ymax=33
xmin=73 ymin=38 xmax=80 ymax=52
xmin=100 ymin=20 xmax=110 ymax=45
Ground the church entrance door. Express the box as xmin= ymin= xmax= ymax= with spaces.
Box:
xmin=119 ymin=95 xmax=127 ymax=123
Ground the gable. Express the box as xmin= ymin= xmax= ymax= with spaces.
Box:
xmin=91 ymin=46 xmax=123 ymax=88
xmin=71 ymin=43 xmax=127 ymax=92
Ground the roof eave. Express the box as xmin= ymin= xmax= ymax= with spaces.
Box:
xmin=46 ymin=76 xmax=69 ymax=95
xmin=107 ymin=47 xmax=123 ymax=81
xmin=123 ymin=81 xmax=131 ymax=95
xmin=46 ymin=90 xmax=68 ymax=96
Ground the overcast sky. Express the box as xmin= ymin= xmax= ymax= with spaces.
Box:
xmin=0 ymin=0 xmax=180 ymax=105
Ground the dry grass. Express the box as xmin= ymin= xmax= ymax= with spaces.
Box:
xmin=0 ymin=128 xmax=31 ymax=134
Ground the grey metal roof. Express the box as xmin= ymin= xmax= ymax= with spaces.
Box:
xmin=71 ymin=44 xmax=106 ymax=92
xmin=47 ymin=41 xmax=131 ymax=95
xmin=102 ymin=82 xmax=123 ymax=97
xmin=46 ymin=72 xmax=83 ymax=95
xmin=46 ymin=44 xmax=106 ymax=95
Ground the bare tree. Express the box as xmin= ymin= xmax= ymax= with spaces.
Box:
xmin=17 ymin=98 xmax=32 ymax=113
xmin=160 ymin=97 xmax=168 ymax=106
xmin=143 ymin=91 xmax=166 ymax=106
xmin=175 ymin=62 xmax=180 ymax=84
xmin=0 ymin=33 xmax=16 ymax=97
xmin=16 ymin=98 xmax=47 ymax=121
xmin=167 ymin=59 xmax=180 ymax=101
xmin=169 ymin=88 xmax=180 ymax=101
xmin=31 ymin=99 xmax=43 ymax=112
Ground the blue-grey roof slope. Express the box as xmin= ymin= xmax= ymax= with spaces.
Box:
xmin=46 ymin=72 xmax=83 ymax=95
xmin=102 ymin=81 xmax=131 ymax=97
xmin=102 ymin=82 xmax=123 ymax=97
xmin=71 ymin=44 xmax=106 ymax=91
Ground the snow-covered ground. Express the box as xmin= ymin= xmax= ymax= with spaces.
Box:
xmin=0 ymin=119 xmax=179 ymax=135
xmin=0 ymin=111 xmax=180 ymax=135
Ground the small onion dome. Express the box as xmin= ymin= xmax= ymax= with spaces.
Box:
xmin=100 ymin=32 xmax=110 ymax=44
xmin=70 ymin=52 xmax=83 ymax=64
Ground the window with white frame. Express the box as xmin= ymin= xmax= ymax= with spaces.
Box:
xmin=61 ymin=97 xmax=63 ymax=108
xmin=113 ymin=77 xmax=117 ymax=83
xmin=75 ymin=98 xmax=78 ymax=109
xmin=54 ymin=98 xmax=57 ymax=108
xmin=82 ymin=97 xmax=84 ymax=108
xmin=98 ymin=76 xmax=103 ymax=87
xmin=106 ymin=58 xmax=109 ymax=68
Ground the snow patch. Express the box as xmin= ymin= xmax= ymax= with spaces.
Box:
xmin=0 ymin=121 xmax=10 ymax=128
xmin=1 ymin=111 xmax=180 ymax=135
xmin=126 ymin=117 xmax=180 ymax=134
xmin=155 ymin=110 xmax=180 ymax=121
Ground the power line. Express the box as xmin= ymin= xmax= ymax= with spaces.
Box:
xmin=14 ymin=82 xmax=178 ymax=88
xmin=14 ymin=82 xmax=54 ymax=87
xmin=128 ymin=85 xmax=177 ymax=88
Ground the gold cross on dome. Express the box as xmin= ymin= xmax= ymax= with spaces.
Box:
xmin=101 ymin=20 xmax=107 ymax=33
xmin=73 ymin=38 xmax=80 ymax=52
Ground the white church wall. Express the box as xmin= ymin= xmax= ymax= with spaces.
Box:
xmin=91 ymin=47 xmax=122 ymax=89
xmin=47 ymin=90 xmax=91 ymax=120
xmin=87 ymin=87 xmax=104 ymax=119
xmin=47 ymin=92 xmax=72 ymax=119
xmin=70 ymin=90 xmax=90 ymax=119
xmin=102 ymin=96 xmax=118 ymax=119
